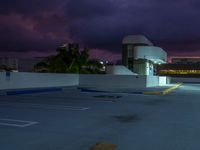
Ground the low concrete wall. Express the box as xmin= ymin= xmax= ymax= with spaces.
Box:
xmin=0 ymin=72 xmax=166 ymax=91
xmin=0 ymin=72 xmax=79 ymax=90
xmin=146 ymin=76 xmax=159 ymax=87
xmin=171 ymin=77 xmax=200 ymax=83
xmin=146 ymin=76 xmax=167 ymax=87
xmin=79 ymin=74 xmax=147 ymax=89
xmin=159 ymin=76 xmax=167 ymax=86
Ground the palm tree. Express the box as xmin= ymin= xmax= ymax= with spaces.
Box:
xmin=34 ymin=44 xmax=103 ymax=74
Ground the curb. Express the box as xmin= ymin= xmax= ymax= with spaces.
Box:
xmin=143 ymin=83 xmax=182 ymax=95
xmin=79 ymin=88 xmax=143 ymax=95
xmin=0 ymin=87 xmax=63 ymax=96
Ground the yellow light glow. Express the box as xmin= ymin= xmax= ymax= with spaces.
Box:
xmin=159 ymin=70 xmax=200 ymax=75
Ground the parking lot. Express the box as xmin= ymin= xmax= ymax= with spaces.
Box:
xmin=1 ymin=84 xmax=200 ymax=150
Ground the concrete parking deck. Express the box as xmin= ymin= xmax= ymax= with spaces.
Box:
xmin=1 ymin=84 xmax=200 ymax=150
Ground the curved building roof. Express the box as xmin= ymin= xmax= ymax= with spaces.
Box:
xmin=134 ymin=46 xmax=167 ymax=63
xmin=122 ymin=35 xmax=153 ymax=46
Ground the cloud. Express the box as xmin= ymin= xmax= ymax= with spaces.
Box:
xmin=0 ymin=0 xmax=64 ymax=15
xmin=65 ymin=0 xmax=117 ymax=19
xmin=89 ymin=49 xmax=121 ymax=62
xmin=66 ymin=0 xmax=200 ymax=50
xmin=0 ymin=13 xmax=71 ymax=52
xmin=1 ymin=0 xmax=200 ymax=59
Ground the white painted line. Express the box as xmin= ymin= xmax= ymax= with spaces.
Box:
xmin=0 ymin=123 xmax=26 ymax=127
xmin=0 ymin=118 xmax=38 ymax=128
xmin=0 ymin=102 xmax=89 ymax=111
xmin=0 ymin=118 xmax=35 ymax=123
xmin=20 ymin=122 xmax=38 ymax=127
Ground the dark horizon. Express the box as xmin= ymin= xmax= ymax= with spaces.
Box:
xmin=1 ymin=0 xmax=200 ymax=62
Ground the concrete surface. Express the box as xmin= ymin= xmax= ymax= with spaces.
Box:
xmin=1 ymin=84 xmax=200 ymax=150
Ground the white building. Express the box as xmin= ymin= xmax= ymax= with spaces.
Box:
xmin=122 ymin=35 xmax=167 ymax=75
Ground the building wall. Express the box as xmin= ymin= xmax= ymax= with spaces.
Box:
xmin=132 ymin=59 xmax=154 ymax=75
xmin=146 ymin=76 xmax=159 ymax=87
xmin=156 ymin=64 xmax=200 ymax=77
xmin=146 ymin=76 xmax=167 ymax=87
xmin=122 ymin=45 xmax=129 ymax=67
xmin=134 ymin=62 xmax=146 ymax=75
xmin=134 ymin=46 xmax=167 ymax=63
xmin=122 ymin=44 xmax=149 ymax=71
xmin=0 ymin=72 xmax=79 ymax=90
xmin=122 ymin=36 xmax=167 ymax=76
xmin=122 ymin=35 xmax=153 ymax=46
xmin=159 ymin=77 xmax=167 ymax=86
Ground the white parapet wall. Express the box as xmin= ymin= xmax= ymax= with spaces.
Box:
xmin=159 ymin=76 xmax=167 ymax=86
xmin=79 ymin=74 xmax=147 ymax=89
xmin=146 ymin=76 xmax=167 ymax=87
xmin=146 ymin=76 xmax=159 ymax=87
xmin=0 ymin=72 xmax=79 ymax=90
xmin=0 ymin=72 xmax=167 ymax=90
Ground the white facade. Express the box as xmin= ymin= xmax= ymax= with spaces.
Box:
xmin=122 ymin=35 xmax=167 ymax=76
xmin=122 ymin=35 xmax=153 ymax=46
xmin=134 ymin=46 xmax=167 ymax=63
xmin=122 ymin=35 xmax=167 ymax=64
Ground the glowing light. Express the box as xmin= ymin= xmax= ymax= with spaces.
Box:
xmin=159 ymin=69 xmax=200 ymax=75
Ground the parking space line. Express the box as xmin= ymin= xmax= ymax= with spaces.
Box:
xmin=144 ymin=83 xmax=182 ymax=95
xmin=0 ymin=102 xmax=89 ymax=111
xmin=0 ymin=118 xmax=38 ymax=127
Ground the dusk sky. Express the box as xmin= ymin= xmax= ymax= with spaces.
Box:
xmin=1 ymin=0 xmax=200 ymax=61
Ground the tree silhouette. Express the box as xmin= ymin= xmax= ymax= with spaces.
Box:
xmin=34 ymin=45 xmax=103 ymax=74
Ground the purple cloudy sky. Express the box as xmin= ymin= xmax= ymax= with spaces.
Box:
xmin=1 ymin=0 xmax=200 ymax=61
